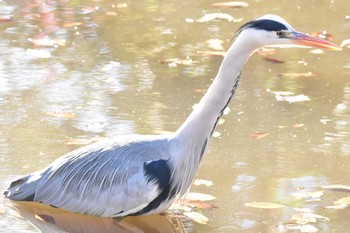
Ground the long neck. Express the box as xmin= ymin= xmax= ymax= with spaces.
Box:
xmin=170 ymin=35 xmax=259 ymax=196
xmin=175 ymin=37 xmax=258 ymax=144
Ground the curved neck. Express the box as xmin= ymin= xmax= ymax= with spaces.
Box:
xmin=175 ymin=36 xmax=259 ymax=143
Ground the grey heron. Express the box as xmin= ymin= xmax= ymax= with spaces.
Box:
xmin=4 ymin=15 xmax=341 ymax=218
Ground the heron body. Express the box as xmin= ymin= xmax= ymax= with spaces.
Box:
xmin=4 ymin=15 xmax=341 ymax=217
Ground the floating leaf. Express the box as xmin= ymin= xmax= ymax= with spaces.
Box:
xmin=334 ymin=196 xmax=350 ymax=205
xmin=325 ymin=204 xmax=348 ymax=209
xmin=264 ymin=56 xmax=285 ymax=64
xmin=280 ymin=72 xmax=316 ymax=77
xmin=207 ymin=39 xmax=224 ymax=51
xmin=46 ymin=112 xmax=78 ymax=118
xmin=245 ymin=202 xmax=286 ymax=209
xmin=293 ymin=123 xmax=304 ymax=128
xmin=185 ymin=192 xmax=216 ymax=202
xmin=183 ymin=211 xmax=209 ymax=224
xmin=193 ymin=179 xmax=214 ymax=187
xmin=322 ymin=184 xmax=350 ymax=193
xmin=212 ymin=1 xmax=249 ymax=8
xmin=340 ymin=39 xmax=350 ymax=48
xmin=63 ymin=22 xmax=83 ymax=28
xmin=197 ymin=13 xmax=242 ymax=23
xmin=250 ymin=131 xmax=270 ymax=139
xmin=275 ymin=94 xmax=310 ymax=103
xmin=196 ymin=50 xmax=226 ymax=57
xmin=106 ymin=11 xmax=118 ymax=16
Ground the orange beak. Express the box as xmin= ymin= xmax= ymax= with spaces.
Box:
xmin=290 ymin=31 xmax=342 ymax=51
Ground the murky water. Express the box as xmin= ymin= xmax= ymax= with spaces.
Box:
xmin=0 ymin=0 xmax=350 ymax=232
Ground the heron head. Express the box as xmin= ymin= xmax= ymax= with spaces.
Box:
xmin=236 ymin=14 xmax=342 ymax=50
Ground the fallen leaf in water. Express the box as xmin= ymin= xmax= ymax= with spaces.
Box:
xmin=311 ymin=31 xmax=333 ymax=41
xmin=245 ymin=202 xmax=286 ymax=209
xmin=193 ymin=179 xmax=214 ymax=187
xmin=322 ymin=184 xmax=350 ymax=193
xmin=185 ymin=192 xmax=216 ymax=202
xmin=250 ymin=131 xmax=270 ymax=139
xmin=325 ymin=204 xmax=348 ymax=209
xmin=106 ymin=11 xmax=118 ymax=16
xmin=264 ymin=56 xmax=285 ymax=64
xmin=280 ymin=72 xmax=316 ymax=77
xmin=275 ymin=94 xmax=310 ymax=103
xmin=183 ymin=211 xmax=209 ymax=224
xmin=29 ymin=38 xmax=67 ymax=47
xmin=196 ymin=50 xmax=226 ymax=57
xmin=293 ymin=123 xmax=304 ymax=128
xmin=340 ymin=39 xmax=350 ymax=48
xmin=334 ymin=196 xmax=350 ymax=205
xmin=212 ymin=1 xmax=249 ymax=8
xmin=0 ymin=15 xmax=13 ymax=22
xmin=47 ymin=112 xmax=78 ymax=118
xmin=63 ymin=22 xmax=83 ymax=28
xmin=207 ymin=39 xmax=224 ymax=51
xmin=197 ymin=13 xmax=242 ymax=23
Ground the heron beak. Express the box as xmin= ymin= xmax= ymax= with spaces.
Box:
xmin=289 ymin=31 xmax=342 ymax=51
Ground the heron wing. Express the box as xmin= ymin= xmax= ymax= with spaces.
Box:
xmin=11 ymin=135 xmax=174 ymax=217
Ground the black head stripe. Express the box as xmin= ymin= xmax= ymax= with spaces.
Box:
xmin=235 ymin=18 xmax=288 ymax=37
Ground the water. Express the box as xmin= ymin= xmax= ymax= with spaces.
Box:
xmin=1 ymin=0 xmax=350 ymax=232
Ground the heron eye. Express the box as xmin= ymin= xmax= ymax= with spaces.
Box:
xmin=276 ymin=31 xmax=285 ymax=37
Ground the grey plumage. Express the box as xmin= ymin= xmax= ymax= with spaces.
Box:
xmin=4 ymin=14 xmax=341 ymax=218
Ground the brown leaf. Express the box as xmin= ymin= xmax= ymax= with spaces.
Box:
xmin=250 ymin=131 xmax=270 ymax=139
xmin=322 ymin=184 xmax=350 ymax=193
xmin=245 ymin=201 xmax=286 ymax=209
xmin=63 ymin=22 xmax=83 ymax=28
xmin=212 ymin=1 xmax=249 ymax=8
xmin=264 ymin=56 xmax=285 ymax=64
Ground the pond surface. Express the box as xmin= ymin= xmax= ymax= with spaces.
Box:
xmin=0 ymin=0 xmax=350 ymax=232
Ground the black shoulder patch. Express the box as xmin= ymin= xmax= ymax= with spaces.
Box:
xmin=129 ymin=159 xmax=176 ymax=216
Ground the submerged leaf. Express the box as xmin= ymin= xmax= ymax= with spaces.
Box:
xmin=183 ymin=211 xmax=209 ymax=224
xmin=245 ymin=202 xmax=286 ymax=209
xmin=264 ymin=56 xmax=285 ymax=64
